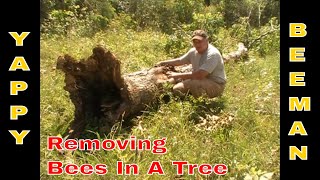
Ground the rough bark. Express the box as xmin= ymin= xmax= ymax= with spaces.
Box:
xmin=56 ymin=43 xmax=248 ymax=138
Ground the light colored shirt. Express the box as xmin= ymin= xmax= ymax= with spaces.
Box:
xmin=178 ymin=44 xmax=227 ymax=84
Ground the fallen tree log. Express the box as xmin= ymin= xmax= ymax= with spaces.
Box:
xmin=56 ymin=43 xmax=248 ymax=138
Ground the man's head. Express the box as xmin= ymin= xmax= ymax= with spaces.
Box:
xmin=191 ymin=30 xmax=209 ymax=54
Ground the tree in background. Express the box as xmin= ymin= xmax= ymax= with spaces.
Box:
xmin=222 ymin=0 xmax=279 ymax=28
xmin=40 ymin=0 xmax=279 ymax=55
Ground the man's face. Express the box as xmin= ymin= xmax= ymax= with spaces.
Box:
xmin=192 ymin=38 xmax=208 ymax=54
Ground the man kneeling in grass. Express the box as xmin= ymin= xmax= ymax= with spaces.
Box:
xmin=156 ymin=30 xmax=227 ymax=98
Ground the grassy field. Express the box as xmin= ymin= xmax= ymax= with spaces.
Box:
xmin=40 ymin=28 xmax=279 ymax=179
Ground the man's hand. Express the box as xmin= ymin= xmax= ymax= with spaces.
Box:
xmin=166 ymin=72 xmax=181 ymax=79
xmin=165 ymin=72 xmax=183 ymax=83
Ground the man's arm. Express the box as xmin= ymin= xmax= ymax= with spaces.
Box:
xmin=168 ymin=69 xmax=209 ymax=80
xmin=157 ymin=58 xmax=188 ymax=66
xmin=156 ymin=49 xmax=192 ymax=67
